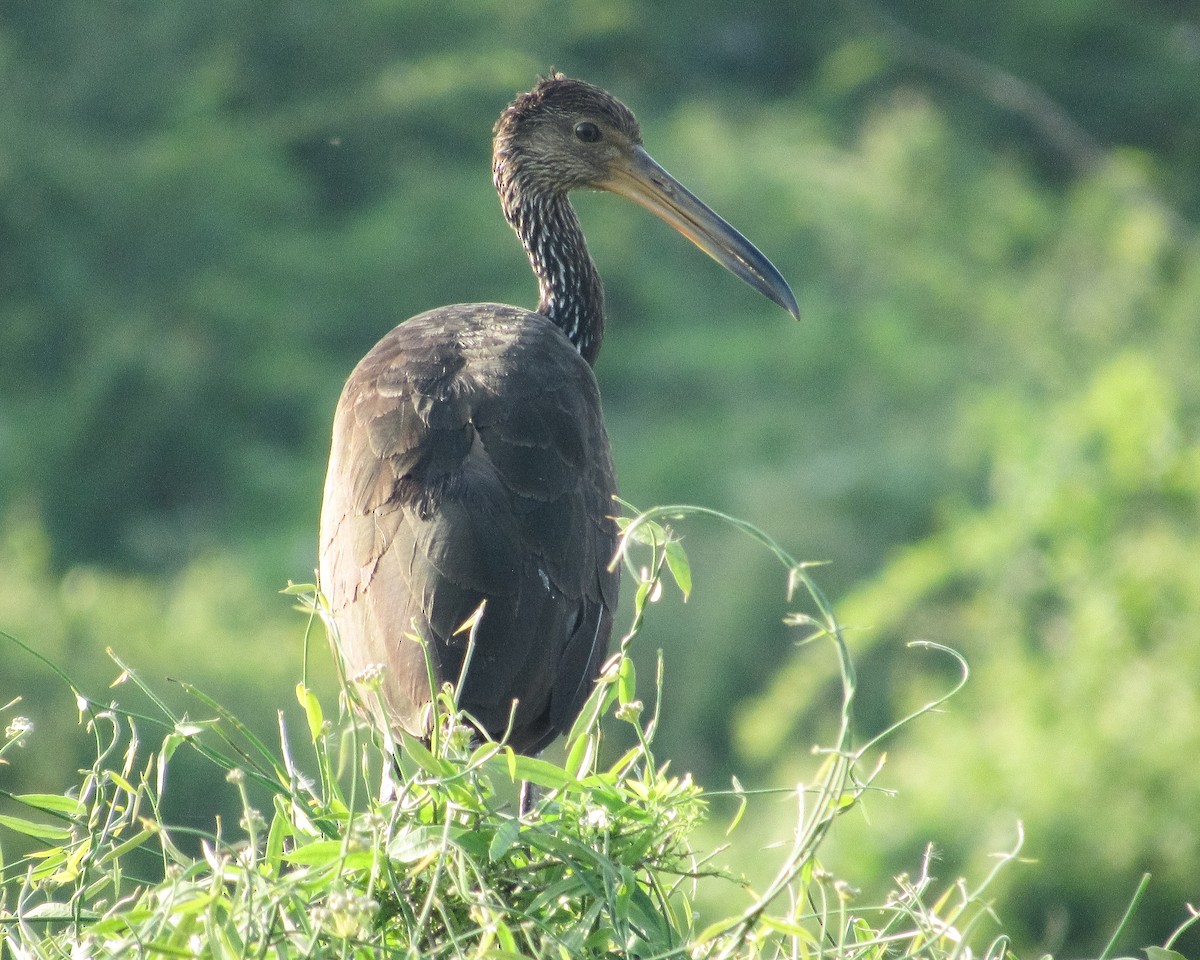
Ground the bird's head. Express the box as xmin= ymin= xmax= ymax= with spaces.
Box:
xmin=495 ymin=73 xmax=801 ymax=320
xmin=494 ymin=72 xmax=643 ymax=194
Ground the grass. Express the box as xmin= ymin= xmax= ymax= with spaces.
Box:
xmin=1 ymin=505 xmax=1190 ymax=959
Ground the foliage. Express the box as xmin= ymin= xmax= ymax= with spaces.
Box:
xmin=1 ymin=511 xmax=1036 ymax=960
xmin=2 ymin=0 xmax=1197 ymax=571
xmin=743 ymin=352 xmax=1200 ymax=954
xmin=3 ymin=2 xmax=1200 ymax=956
xmin=0 ymin=513 xmax=312 ymax=823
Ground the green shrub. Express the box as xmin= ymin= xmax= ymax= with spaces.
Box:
xmin=0 ymin=508 xmax=1052 ymax=959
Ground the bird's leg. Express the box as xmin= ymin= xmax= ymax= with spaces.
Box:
xmin=518 ymin=778 xmax=542 ymax=817
xmin=380 ymin=757 xmax=399 ymax=802
xmin=517 ymin=742 xmax=552 ymax=816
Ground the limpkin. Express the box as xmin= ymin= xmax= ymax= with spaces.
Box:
xmin=319 ymin=74 xmax=799 ymax=767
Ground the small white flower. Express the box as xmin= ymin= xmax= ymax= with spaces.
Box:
xmin=352 ymin=663 xmax=387 ymax=687
xmin=239 ymin=808 xmax=266 ymax=834
xmin=5 ymin=716 xmax=33 ymax=744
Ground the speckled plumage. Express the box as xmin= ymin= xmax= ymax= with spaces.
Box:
xmin=492 ymin=74 xmax=641 ymax=365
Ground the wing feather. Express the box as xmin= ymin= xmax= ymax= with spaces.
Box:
xmin=319 ymin=304 xmax=619 ymax=753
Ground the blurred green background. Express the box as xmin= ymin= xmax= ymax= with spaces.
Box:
xmin=2 ymin=0 xmax=1199 ymax=954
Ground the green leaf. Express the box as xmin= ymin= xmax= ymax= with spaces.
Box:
xmin=494 ymin=920 xmax=518 ymax=953
xmin=488 ymin=819 xmax=521 ymax=862
xmin=564 ymin=726 xmax=595 ymax=779
xmin=725 ymin=776 xmax=748 ymax=835
xmin=22 ymin=902 xmax=79 ymax=920
xmin=95 ymin=827 xmax=157 ymax=867
xmin=626 ymin=517 xmax=670 ymax=547
xmin=696 ymin=916 xmax=738 ymax=944
xmin=564 ymin=667 xmax=618 ymax=747
xmin=163 ymin=892 xmax=219 ymax=918
xmin=295 ymin=683 xmax=324 ymax=743
xmin=0 ymin=813 xmax=72 ymax=841
xmin=626 ymin=881 xmax=671 ymax=942
xmin=264 ymin=808 xmax=288 ymax=872
xmin=664 ymin=538 xmax=692 ymax=600
xmin=283 ymin=840 xmax=372 ymax=870
xmin=633 ymin=577 xmax=660 ymax=615
xmin=760 ymin=915 xmax=820 ymax=943
xmin=158 ymin=732 xmax=183 ymax=796
xmin=281 ymin=839 xmax=341 ymax=866
xmin=401 ymin=734 xmax=452 ymax=776
xmin=14 ymin=793 xmax=85 ymax=817
xmin=617 ymin=656 xmax=637 ymax=706
xmin=105 ymin=770 xmax=137 ymax=795
xmin=388 ymin=824 xmax=461 ymax=863
xmin=509 ymin=755 xmax=575 ymax=791
xmin=1145 ymin=949 xmax=1188 ymax=960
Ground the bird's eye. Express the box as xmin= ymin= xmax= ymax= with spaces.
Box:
xmin=574 ymin=121 xmax=602 ymax=143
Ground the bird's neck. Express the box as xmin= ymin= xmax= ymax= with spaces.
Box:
xmin=507 ymin=192 xmax=606 ymax=366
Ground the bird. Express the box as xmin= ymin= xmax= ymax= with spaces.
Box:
xmin=318 ymin=73 xmax=799 ymax=766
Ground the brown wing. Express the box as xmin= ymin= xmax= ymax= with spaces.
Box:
xmin=318 ymin=304 xmax=619 ymax=754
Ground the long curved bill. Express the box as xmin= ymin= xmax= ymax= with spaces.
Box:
xmin=599 ymin=145 xmax=801 ymax=320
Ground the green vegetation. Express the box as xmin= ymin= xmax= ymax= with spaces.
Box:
xmin=3 ymin=1 xmax=1200 ymax=956
xmin=0 ymin=516 xmax=1049 ymax=957
xmin=3 ymin=511 xmax=1196 ymax=958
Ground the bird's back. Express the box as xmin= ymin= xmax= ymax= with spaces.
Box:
xmin=319 ymin=304 xmax=619 ymax=754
